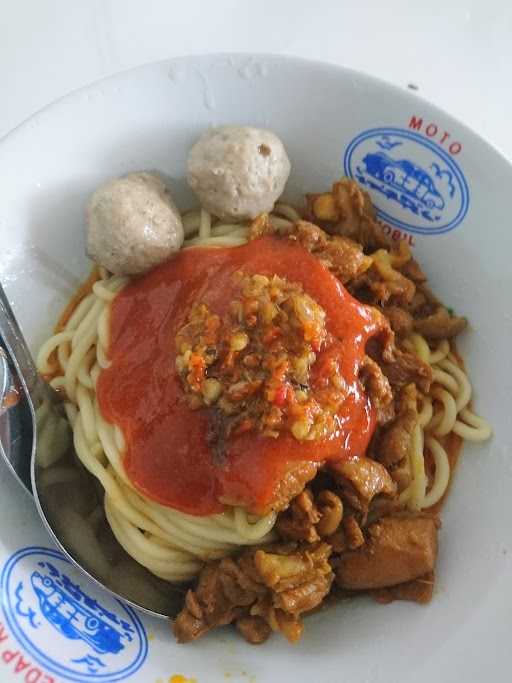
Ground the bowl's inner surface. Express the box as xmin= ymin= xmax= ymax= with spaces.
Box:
xmin=0 ymin=55 xmax=510 ymax=683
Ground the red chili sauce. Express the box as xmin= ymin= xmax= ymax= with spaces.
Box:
xmin=97 ymin=237 xmax=385 ymax=516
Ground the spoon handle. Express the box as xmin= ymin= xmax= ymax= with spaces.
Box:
xmin=0 ymin=339 xmax=34 ymax=494
xmin=0 ymin=282 xmax=39 ymax=395
xmin=0 ymin=284 xmax=37 ymax=495
xmin=0 ymin=347 xmax=8 ymax=405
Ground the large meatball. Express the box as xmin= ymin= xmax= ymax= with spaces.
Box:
xmin=86 ymin=172 xmax=184 ymax=275
xmin=187 ymin=126 xmax=291 ymax=220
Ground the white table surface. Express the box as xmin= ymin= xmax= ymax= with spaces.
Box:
xmin=1 ymin=0 xmax=510 ymax=161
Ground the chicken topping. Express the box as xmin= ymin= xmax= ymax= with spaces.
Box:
xmin=174 ymin=542 xmax=333 ymax=644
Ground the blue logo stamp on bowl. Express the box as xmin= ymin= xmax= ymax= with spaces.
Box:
xmin=344 ymin=127 xmax=469 ymax=235
xmin=1 ymin=547 xmax=148 ymax=682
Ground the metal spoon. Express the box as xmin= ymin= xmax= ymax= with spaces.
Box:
xmin=0 ymin=282 xmax=183 ymax=618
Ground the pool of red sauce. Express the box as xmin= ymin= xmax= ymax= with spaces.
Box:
xmin=97 ymin=236 xmax=386 ymax=516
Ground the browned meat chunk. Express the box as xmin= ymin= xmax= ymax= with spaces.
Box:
xmin=380 ymin=347 xmax=432 ymax=394
xmin=371 ymin=571 xmax=435 ymax=605
xmin=414 ymin=306 xmax=467 ymax=339
xmin=315 ymin=490 xmax=344 ymax=537
xmin=332 ymin=178 xmax=376 ymax=233
xmin=276 ymin=490 xmax=321 ymax=542
xmin=236 ymin=615 xmax=272 ymax=644
xmin=370 ymin=250 xmax=416 ymax=306
xmin=248 ymin=212 xmax=273 ymax=238
xmin=268 ymin=461 xmax=319 ymax=514
xmin=386 ymin=458 xmax=412 ymax=494
xmin=335 ymin=515 xmax=439 ymax=590
xmin=364 ymin=315 xmax=431 ymax=395
xmin=348 ymin=269 xmax=415 ymax=307
xmin=359 ymin=355 xmax=394 ymax=423
xmin=173 ymin=542 xmax=333 ymax=644
xmin=307 ymin=179 xmax=390 ymax=251
xmin=291 ymin=221 xmax=372 ymax=284
xmin=383 ymin=306 xmax=414 ymax=337
xmin=400 ymin=257 xmax=427 ymax=284
xmin=250 ymin=216 xmax=373 ymax=285
xmin=277 ymin=489 xmax=344 ymax=542
xmin=407 ymin=290 xmax=429 ymax=316
xmin=343 ymin=514 xmax=365 ymax=549
xmin=377 ymin=275 xmax=415 ymax=306
xmin=376 ymin=383 xmax=418 ymax=467
xmin=329 ymin=456 xmax=396 ymax=519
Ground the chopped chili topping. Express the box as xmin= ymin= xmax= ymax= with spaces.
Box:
xmin=175 ymin=273 xmax=348 ymax=441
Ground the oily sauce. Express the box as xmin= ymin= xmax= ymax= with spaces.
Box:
xmin=97 ymin=237 xmax=386 ymax=516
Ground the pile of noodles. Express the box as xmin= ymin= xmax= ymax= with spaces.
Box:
xmin=36 ymin=205 xmax=491 ymax=582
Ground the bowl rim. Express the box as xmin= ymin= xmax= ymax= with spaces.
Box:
xmin=0 ymin=50 xmax=509 ymax=681
xmin=1 ymin=51 xmax=511 ymax=173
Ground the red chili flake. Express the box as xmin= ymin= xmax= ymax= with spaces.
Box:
xmin=263 ymin=327 xmax=282 ymax=345
xmin=311 ymin=338 xmax=321 ymax=353
xmin=273 ymin=384 xmax=288 ymax=406
xmin=204 ymin=314 xmax=221 ymax=344
xmin=234 ymin=418 xmax=255 ymax=435
xmin=187 ymin=354 xmax=206 ymax=390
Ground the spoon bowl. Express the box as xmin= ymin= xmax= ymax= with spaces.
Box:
xmin=0 ymin=282 xmax=183 ymax=619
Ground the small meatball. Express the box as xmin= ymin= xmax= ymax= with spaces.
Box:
xmin=86 ymin=172 xmax=184 ymax=275
xmin=187 ymin=126 xmax=291 ymax=220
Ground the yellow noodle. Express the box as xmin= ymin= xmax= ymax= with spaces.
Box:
xmin=417 ymin=395 xmax=433 ymax=428
xmin=198 ymin=208 xmax=211 ymax=240
xmin=211 ymin=223 xmax=247 ymax=237
xmin=184 ymin=234 xmax=247 ymax=248
xmin=408 ymin=424 xmax=427 ymax=510
xmin=76 ymin=347 xmax=97 ymax=389
xmin=268 ymin=215 xmax=293 ymax=230
xmin=422 ymin=437 xmax=451 ymax=508
xmin=57 ymin=339 xmax=71 ymax=373
xmin=274 ymin=203 xmax=302 ymax=222
xmin=438 ymin=358 xmax=472 ymax=411
xmin=429 ymin=387 xmax=457 ymax=437
xmin=431 ymin=367 xmax=459 ymax=395
xmin=36 ymin=330 xmax=74 ymax=375
xmin=403 ymin=332 xmax=491 ymax=511
xmin=453 ymin=408 xmax=492 ymax=441
xmin=429 ymin=339 xmax=450 ymax=364
xmin=182 ymin=209 xmax=202 ymax=237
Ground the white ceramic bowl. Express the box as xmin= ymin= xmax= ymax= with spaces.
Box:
xmin=0 ymin=54 xmax=510 ymax=683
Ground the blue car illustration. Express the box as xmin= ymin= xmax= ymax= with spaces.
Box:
xmin=362 ymin=152 xmax=445 ymax=210
xmin=31 ymin=572 xmax=125 ymax=655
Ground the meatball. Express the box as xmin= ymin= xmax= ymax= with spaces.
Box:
xmin=187 ymin=126 xmax=291 ymax=220
xmin=86 ymin=172 xmax=184 ymax=275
